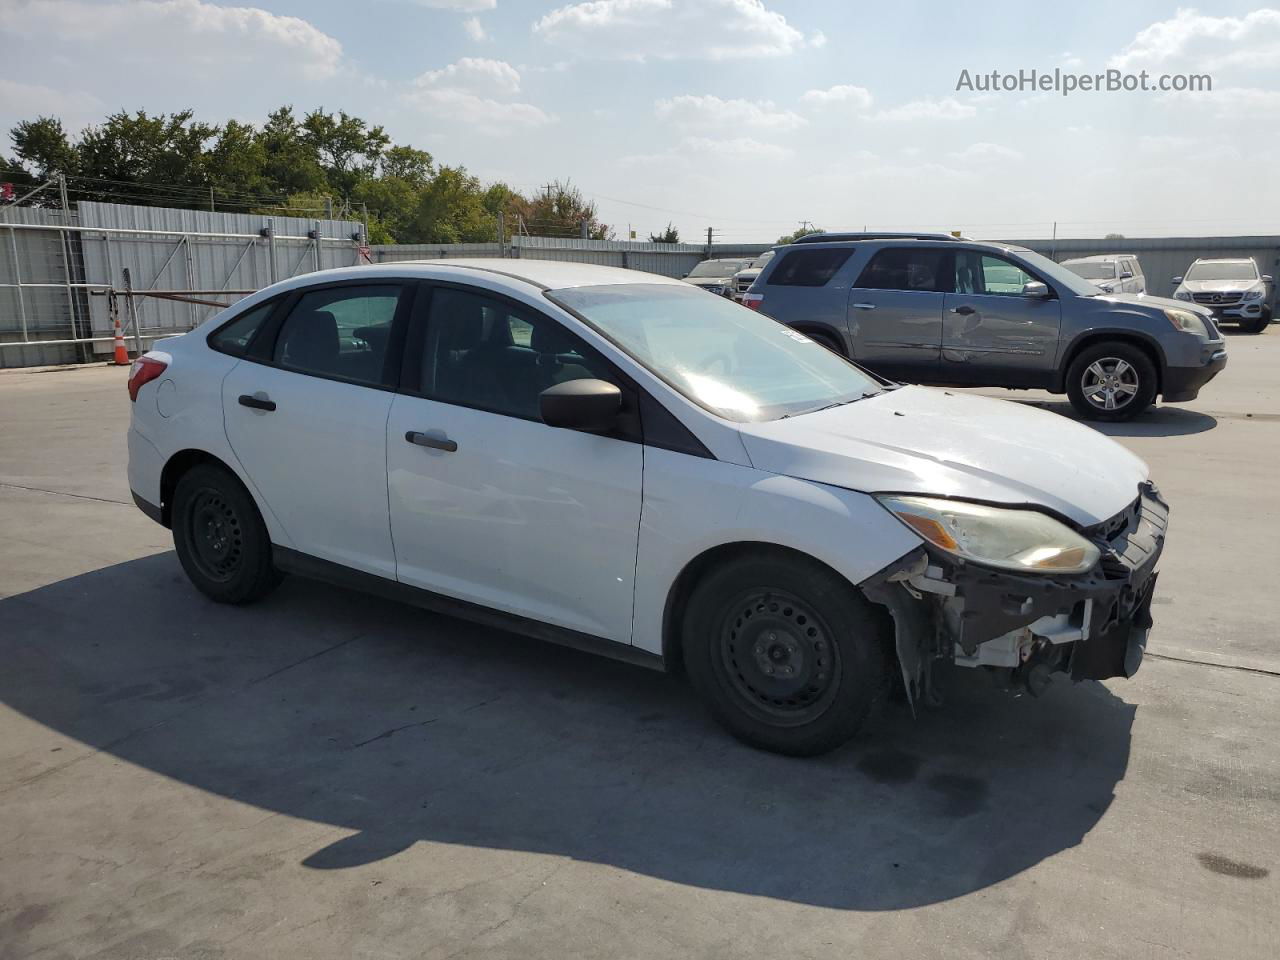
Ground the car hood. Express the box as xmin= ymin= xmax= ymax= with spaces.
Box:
xmin=684 ymin=277 xmax=730 ymax=288
xmin=1180 ymin=279 xmax=1258 ymax=293
xmin=737 ymin=386 xmax=1148 ymax=527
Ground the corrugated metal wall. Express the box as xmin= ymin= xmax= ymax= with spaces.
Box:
xmin=1 ymin=202 xmax=363 ymax=368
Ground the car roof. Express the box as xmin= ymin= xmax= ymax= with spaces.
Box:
xmin=1061 ymin=254 xmax=1133 ymax=263
xmin=285 ymin=258 xmax=690 ymax=293
xmin=1192 ymin=257 xmax=1255 ymax=264
xmin=785 ymin=237 xmax=1032 ymax=255
xmin=793 ymin=231 xmax=963 ymax=244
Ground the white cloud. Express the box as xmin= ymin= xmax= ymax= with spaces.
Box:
xmin=949 ymin=142 xmax=1024 ymax=162
xmin=800 ymin=84 xmax=873 ymax=110
xmin=621 ymin=135 xmax=791 ymax=167
xmin=533 ymin=0 xmax=812 ymax=61
xmin=462 ymin=16 xmax=487 ymax=41
xmin=416 ymin=57 xmax=520 ymax=95
xmin=872 ymin=97 xmax=976 ymax=121
xmin=411 ymin=0 xmax=497 ymax=9
xmin=0 ymin=78 xmax=102 ymax=125
xmin=1111 ymin=8 xmax=1280 ymax=70
xmin=655 ymin=94 xmax=805 ymax=131
xmin=1164 ymin=85 xmax=1280 ymax=117
xmin=406 ymin=59 xmax=553 ymax=134
xmin=809 ymin=31 xmax=827 ymax=48
xmin=1060 ymin=50 xmax=1083 ymax=68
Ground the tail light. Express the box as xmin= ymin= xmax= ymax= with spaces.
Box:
xmin=128 ymin=356 xmax=168 ymax=402
xmin=742 ymin=292 xmax=764 ymax=310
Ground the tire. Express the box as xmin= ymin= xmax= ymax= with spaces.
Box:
xmin=805 ymin=330 xmax=846 ymax=357
xmin=1065 ymin=341 xmax=1158 ymax=422
xmin=172 ymin=463 xmax=281 ymax=604
xmin=1243 ymin=309 xmax=1269 ymax=334
xmin=682 ymin=553 xmax=890 ymax=757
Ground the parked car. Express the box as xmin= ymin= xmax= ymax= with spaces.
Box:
xmin=1173 ymin=258 xmax=1273 ymax=334
xmin=1060 ymin=255 xmax=1146 ymax=295
xmin=731 ymin=250 xmax=775 ymax=300
xmin=742 ymin=234 xmax=1226 ymax=421
xmin=128 ymin=260 xmax=1167 ymax=756
xmin=682 ymin=258 xmax=749 ymax=298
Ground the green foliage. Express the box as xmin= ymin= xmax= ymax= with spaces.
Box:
xmin=4 ymin=106 xmax=610 ymax=245
xmin=776 ymin=226 xmax=824 ymax=244
xmin=648 ymin=222 xmax=680 ymax=243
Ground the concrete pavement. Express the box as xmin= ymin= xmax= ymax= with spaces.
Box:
xmin=1 ymin=334 xmax=1276 ymax=959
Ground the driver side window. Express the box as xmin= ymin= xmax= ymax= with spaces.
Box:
xmin=420 ymin=287 xmax=611 ymax=421
xmin=955 ymin=252 xmax=1036 ymax=297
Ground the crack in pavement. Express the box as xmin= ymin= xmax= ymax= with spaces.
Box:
xmin=351 ymin=719 xmax=438 ymax=749
xmin=1147 ymin=651 xmax=1280 ymax=679
xmin=0 ymin=481 xmax=131 ymax=506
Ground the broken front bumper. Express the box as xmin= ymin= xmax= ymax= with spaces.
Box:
xmin=867 ymin=483 xmax=1168 ymax=702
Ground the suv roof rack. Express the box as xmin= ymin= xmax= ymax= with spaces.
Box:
xmin=792 ymin=231 xmax=965 ymax=244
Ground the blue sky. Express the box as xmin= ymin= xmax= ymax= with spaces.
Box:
xmin=1 ymin=0 xmax=1277 ymax=240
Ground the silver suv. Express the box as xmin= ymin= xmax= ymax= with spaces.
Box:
xmin=1173 ymin=258 xmax=1273 ymax=334
xmin=681 ymin=258 xmax=750 ymax=298
xmin=743 ymin=234 xmax=1227 ymax=421
xmin=1060 ymin=255 xmax=1146 ymax=295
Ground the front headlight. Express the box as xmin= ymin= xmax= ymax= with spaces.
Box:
xmin=1174 ymin=289 xmax=1192 ymax=301
xmin=1164 ymin=307 xmax=1209 ymax=337
xmin=876 ymin=495 xmax=1101 ymax=575
xmin=1243 ymin=286 xmax=1266 ymax=301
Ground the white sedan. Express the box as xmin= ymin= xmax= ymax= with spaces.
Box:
xmin=128 ymin=259 xmax=1167 ymax=755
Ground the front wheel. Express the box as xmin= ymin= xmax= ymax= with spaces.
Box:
xmin=682 ymin=554 xmax=890 ymax=756
xmin=172 ymin=463 xmax=281 ymax=604
xmin=1065 ymin=342 xmax=1158 ymax=422
xmin=1242 ymin=309 xmax=1270 ymax=334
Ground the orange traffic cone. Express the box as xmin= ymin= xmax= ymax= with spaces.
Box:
xmin=112 ymin=315 xmax=129 ymax=366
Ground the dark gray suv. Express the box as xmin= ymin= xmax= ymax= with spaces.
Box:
xmin=742 ymin=234 xmax=1228 ymax=421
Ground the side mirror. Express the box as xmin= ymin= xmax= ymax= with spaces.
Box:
xmin=1263 ymin=275 xmax=1274 ymax=283
xmin=1172 ymin=276 xmax=1183 ymax=284
xmin=1022 ymin=281 xmax=1050 ymax=298
xmin=1119 ymin=271 xmax=1134 ymax=280
xmin=540 ymin=379 xmax=621 ymax=432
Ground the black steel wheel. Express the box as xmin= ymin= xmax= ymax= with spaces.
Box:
xmin=718 ymin=588 xmax=842 ymax=727
xmin=683 ymin=552 xmax=890 ymax=756
xmin=172 ymin=463 xmax=281 ymax=604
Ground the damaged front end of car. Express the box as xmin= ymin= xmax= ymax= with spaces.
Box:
xmin=863 ymin=482 xmax=1168 ymax=708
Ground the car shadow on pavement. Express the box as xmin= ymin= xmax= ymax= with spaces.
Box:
xmin=1000 ymin=398 xmax=1218 ymax=437
xmin=0 ymin=551 xmax=1135 ymax=911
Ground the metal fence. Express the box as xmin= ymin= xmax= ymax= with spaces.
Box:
xmin=1 ymin=202 xmax=364 ymax=368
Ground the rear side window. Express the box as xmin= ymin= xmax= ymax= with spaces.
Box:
xmin=272 ymin=284 xmax=403 ymax=387
xmin=208 ymin=301 xmax=275 ymax=357
xmin=855 ymin=248 xmax=951 ymax=292
xmin=767 ymin=249 xmax=853 ymax=287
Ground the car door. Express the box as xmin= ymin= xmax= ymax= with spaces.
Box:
xmin=941 ymin=250 xmax=1062 ymax=387
xmin=222 ymin=281 xmax=412 ymax=579
xmin=847 ymin=246 xmax=948 ymax=381
xmin=386 ymin=283 xmax=643 ymax=643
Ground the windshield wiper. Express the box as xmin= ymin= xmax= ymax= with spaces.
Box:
xmin=782 ymin=392 xmax=880 ymax=418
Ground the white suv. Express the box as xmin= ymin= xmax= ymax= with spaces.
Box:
xmin=1060 ymin=255 xmax=1146 ymax=295
xmin=128 ymin=260 xmax=1166 ymax=755
xmin=1173 ymin=258 xmax=1273 ymax=333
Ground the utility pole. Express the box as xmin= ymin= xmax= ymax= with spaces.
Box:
xmin=58 ymin=172 xmax=70 ymax=218
xmin=497 ymin=211 xmax=505 ymax=256
xmin=705 ymin=226 xmax=713 ymax=258
xmin=209 ymin=186 xmax=215 ymax=212
xmin=324 ymin=195 xmax=333 ymax=220
xmin=579 ymin=218 xmax=588 ymax=239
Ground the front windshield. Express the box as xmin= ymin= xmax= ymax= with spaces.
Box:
xmin=1186 ymin=261 xmax=1258 ymax=282
xmin=1064 ymin=261 xmax=1117 ymax=280
xmin=1006 ymin=248 xmax=1106 ymax=297
xmin=547 ymin=283 xmax=883 ymax=422
xmin=747 ymin=251 xmax=776 ymax=270
xmin=687 ymin=260 xmax=742 ymax=279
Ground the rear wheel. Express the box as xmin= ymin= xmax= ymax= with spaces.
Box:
xmin=682 ymin=554 xmax=890 ymax=756
xmin=804 ymin=330 xmax=846 ymax=357
xmin=1065 ymin=342 xmax=1158 ymax=422
xmin=172 ymin=463 xmax=281 ymax=604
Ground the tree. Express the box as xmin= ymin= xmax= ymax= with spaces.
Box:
xmin=411 ymin=165 xmax=497 ymax=243
xmin=1104 ymin=232 xmax=1125 ymax=240
xmin=525 ymin=180 xmax=612 ymax=239
xmin=648 ymin=222 xmax=680 ymax=243
xmin=257 ymin=107 xmax=328 ymax=197
xmin=76 ymin=110 xmax=218 ymax=201
xmin=776 ymin=225 xmax=824 ymax=244
xmin=301 ymin=108 xmax=389 ymax=197
xmin=9 ymin=117 xmax=78 ymax=180
xmin=380 ymin=145 xmax=433 ymax=184
xmin=204 ymin=119 xmax=269 ymax=204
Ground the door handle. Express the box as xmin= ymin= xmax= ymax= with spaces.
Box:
xmin=238 ymin=394 xmax=276 ymax=412
xmin=405 ymin=431 xmax=457 ymax=453
xmin=851 ymin=302 xmax=876 ymax=310
xmin=950 ymin=305 xmax=976 ymax=315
